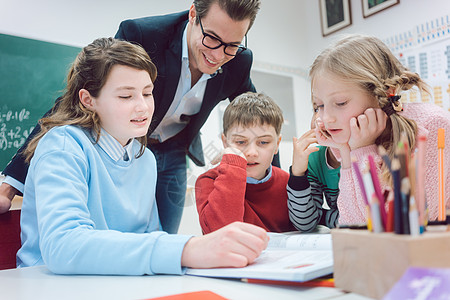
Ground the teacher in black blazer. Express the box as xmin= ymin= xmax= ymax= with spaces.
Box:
xmin=1 ymin=0 xmax=278 ymax=234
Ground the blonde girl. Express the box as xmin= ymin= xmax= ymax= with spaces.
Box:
xmin=310 ymin=34 xmax=450 ymax=224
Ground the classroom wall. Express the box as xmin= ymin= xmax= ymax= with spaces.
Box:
xmin=302 ymin=0 xmax=450 ymax=67
xmin=0 ymin=0 xmax=185 ymax=47
xmin=249 ymin=0 xmax=450 ymax=171
xmin=1 ymin=0 xmax=447 ymax=167
xmin=200 ymin=0 xmax=450 ymax=173
xmin=251 ymin=0 xmax=450 ymax=70
xmin=1 ymin=0 xmax=449 ymax=234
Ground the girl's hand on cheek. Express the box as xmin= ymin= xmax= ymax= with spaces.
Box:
xmin=315 ymin=118 xmax=350 ymax=152
xmin=348 ymin=108 xmax=387 ymax=150
xmin=314 ymin=118 xmax=333 ymax=147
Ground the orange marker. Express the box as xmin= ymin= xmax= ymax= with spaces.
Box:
xmin=438 ymin=128 xmax=445 ymax=221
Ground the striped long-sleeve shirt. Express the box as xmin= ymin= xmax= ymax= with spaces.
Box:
xmin=287 ymin=146 xmax=340 ymax=232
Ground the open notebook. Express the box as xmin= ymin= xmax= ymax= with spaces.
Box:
xmin=186 ymin=231 xmax=333 ymax=282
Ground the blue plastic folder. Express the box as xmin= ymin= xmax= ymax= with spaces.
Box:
xmin=383 ymin=267 xmax=450 ymax=300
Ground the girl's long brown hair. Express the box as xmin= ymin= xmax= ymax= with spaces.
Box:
xmin=24 ymin=38 xmax=157 ymax=162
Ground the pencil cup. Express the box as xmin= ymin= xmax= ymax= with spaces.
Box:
xmin=331 ymin=229 xmax=450 ymax=300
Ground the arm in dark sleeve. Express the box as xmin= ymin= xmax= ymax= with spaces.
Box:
xmin=114 ymin=19 xmax=143 ymax=44
xmin=321 ymin=191 xmax=339 ymax=229
xmin=287 ymin=169 xmax=325 ymax=232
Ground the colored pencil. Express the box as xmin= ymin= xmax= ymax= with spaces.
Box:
xmin=367 ymin=154 xmax=387 ymax=228
xmin=377 ymin=145 xmax=391 ymax=172
xmin=391 ymin=158 xmax=403 ymax=234
xmin=386 ymin=193 xmax=395 ymax=232
xmin=396 ymin=141 xmax=407 ymax=180
xmin=416 ymin=134 xmax=427 ymax=228
xmin=362 ymin=168 xmax=375 ymax=207
xmin=370 ymin=193 xmax=383 ymax=233
xmin=352 ymin=160 xmax=369 ymax=206
xmin=408 ymin=151 xmax=416 ymax=200
xmin=400 ymin=177 xmax=411 ymax=234
xmin=438 ymin=128 xmax=445 ymax=221
xmin=400 ymin=132 xmax=410 ymax=177
xmin=409 ymin=195 xmax=420 ymax=236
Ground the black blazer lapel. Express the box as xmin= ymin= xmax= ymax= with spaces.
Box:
xmin=150 ymin=21 xmax=187 ymax=132
xmin=199 ymin=73 xmax=225 ymax=119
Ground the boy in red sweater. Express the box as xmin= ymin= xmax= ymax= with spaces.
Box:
xmin=195 ymin=92 xmax=297 ymax=233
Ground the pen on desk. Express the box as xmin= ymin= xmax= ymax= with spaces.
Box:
xmin=400 ymin=177 xmax=411 ymax=235
xmin=438 ymin=128 xmax=445 ymax=221
xmin=368 ymin=155 xmax=387 ymax=228
xmin=391 ymin=158 xmax=403 ymax=234
xmin=416 ymin=134 xmax=427 ymax=230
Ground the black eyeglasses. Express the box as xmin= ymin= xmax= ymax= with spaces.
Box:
xmin=198 ymin=17 xmax=247 ymax=57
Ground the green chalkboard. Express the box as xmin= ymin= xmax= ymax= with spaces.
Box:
xmin=0 ymin=34 xmax=81 ymax=170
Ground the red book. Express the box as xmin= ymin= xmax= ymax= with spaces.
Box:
xmin=243 ymin=277 xmax=335 ymax=288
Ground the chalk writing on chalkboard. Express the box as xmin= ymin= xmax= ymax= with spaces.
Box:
xmin=0 ymin=108 xmax=34 ymax=151
xmin=0 ymin=33 xmax=80 ymax=170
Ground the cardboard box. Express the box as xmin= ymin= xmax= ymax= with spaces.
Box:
xmin=331 ymin=229 xmax=450 ymax=299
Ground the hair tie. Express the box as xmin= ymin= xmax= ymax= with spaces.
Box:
xmin=382 ymin=94 xmax=403 ymax=116
xmin=381 ymin=103 xmax=396 ymax=116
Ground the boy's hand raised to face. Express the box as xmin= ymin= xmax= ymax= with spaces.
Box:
xmin=291 ymin=129 xmax=319 ymax=176
xmin=211 ymin=147 xmax=246 ymax=165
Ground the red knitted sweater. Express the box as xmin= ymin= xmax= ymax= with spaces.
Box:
xmin=195 ymin=154 xmax=296 ymax=234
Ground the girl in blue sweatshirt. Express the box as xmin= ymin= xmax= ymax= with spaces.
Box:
xmin=17 ymin=38 xmax=268 ymax=275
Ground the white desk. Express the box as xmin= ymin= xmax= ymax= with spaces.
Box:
xmin=0 ymin=266 xmax=373 ymax=300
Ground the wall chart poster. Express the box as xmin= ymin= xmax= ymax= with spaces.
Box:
xmin=384 ymin=15 xmax=450 ymax=112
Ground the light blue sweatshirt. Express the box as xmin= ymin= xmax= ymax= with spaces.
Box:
xmin=17 ymin=125 xmax=192 ymax=275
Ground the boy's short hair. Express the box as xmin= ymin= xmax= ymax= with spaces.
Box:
xmin=223 ymin=92 xmax=283 ymax=135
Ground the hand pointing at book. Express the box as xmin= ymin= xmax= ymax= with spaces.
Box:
xmin=181 ymin=222 xmax=268 ymax=269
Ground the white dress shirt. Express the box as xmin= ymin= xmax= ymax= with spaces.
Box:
xmin=150 ymin=24 xmax=217 ymax=142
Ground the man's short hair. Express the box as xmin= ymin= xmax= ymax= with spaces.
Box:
xmin=194 ymin=0 xmax=261 ymax=32
xmin=223 ymin=92 xmax=284 ymax=136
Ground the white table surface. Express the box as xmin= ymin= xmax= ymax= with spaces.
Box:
xmin=0 ymin=266 xmax=373 ymax=300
